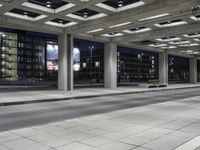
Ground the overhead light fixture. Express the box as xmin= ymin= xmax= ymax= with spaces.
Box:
xmin=190 ymin=15 xmax=200 ymax=21
xmin=123 ymin=27 xmax=151 ymax=34
xmin=194 ymin=38 xmax=200 ymax=42
xmin=87 ymin=28 xmax=104 ymax=33
xmin=23 ymin=11 xmax=28 ymax=17
xmin=139 ymin=13 xmax=170 ymax=21
xmin=118 ymin=0 xmax=123 ymax=7
xmin=154 ymin=20 xmax=187 ymax=28
xmin=183 ymin=33 xmax=200 ymax=38
xmin=108 ymin=22 xmax=131 ymax=29
xmin=58 ymin=19 xmax=63 ymax=24
xmin=45 ymin=21 xmax=77 ymax=28
xmin=102 ymin=33 xmax=124 ymax=37
xmin=83 ymin=11 xmax=88 ymax=18
xmin=46 ymin=1 xmax=52 ymax=8
xmin=161 ymin=46 xmax=177 ymax=49
xmin=156 ymin=37 xmax=181 ymax=42
xmin=0 ymin=4 xmax=2 ymax=7
xmin=169 ymin=40 xmax=191 ymax=45
xmin=149 ymin=43 xmax=167 ymax=47
xmin=180 ymin=43 xmax=199 ymax=47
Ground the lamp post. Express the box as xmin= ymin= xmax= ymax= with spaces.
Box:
xmin=88 ymin=46 xmax=94 ymax=85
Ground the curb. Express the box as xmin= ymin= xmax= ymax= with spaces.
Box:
xmin=0 ymin=86 xmax=199 ymax=106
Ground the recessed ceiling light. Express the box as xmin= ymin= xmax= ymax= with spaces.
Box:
xmin=161 ymin=46 xmax=177 ymax=49
xmin=0 ymin=4 xmax=2 ymax=7
xmin=183 ymin=33 xmax=200 ymax=38
xmin=45 ymin=21 xmax=77 ymax=28
xmin=83 ymin=11 xmax=88 ymax=18
xmin=23 ymin=11 xmax=28 ymax=17
xmin=190 ymin=15 xmax=200 ymax=21
xmin=46 ymin=1 xmax=52 ymax=8
xmin=180 ymin=43 xmax=199 ymax=47
xmin=149 ymin=43 xmax=167 ymax=47
xmin=102 ymin=33 xmax=124 ymax=37
xmin=87 ymin=28 xmax=104 ymax=33
xmin=108 ymin=22 xmax=131 ymax=29
xmin=194 ymin=38 xmax=200 ymax=42
xmin=123 ymin=27 xmax=151 ymax=34
xmin=139 ymin=13 xmax=170 ymax=21
xmin=156 ymin=37 xmax=181 ymax=42
xmin=154 ymin=20 xmax=187 ymax=28
xmin=118 ymin=0 xmax=123 ymax=7
xmin=168 ymin=41 xmax=191 ymax=45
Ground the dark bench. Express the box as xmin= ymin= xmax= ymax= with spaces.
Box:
xmin=148 ymin=79 xmax=167 ymax=88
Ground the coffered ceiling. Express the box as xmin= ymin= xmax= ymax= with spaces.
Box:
xmin=0 ymin=0 xmax=199 ymax=57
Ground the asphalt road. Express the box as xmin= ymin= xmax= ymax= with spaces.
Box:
xmin=0 ymin=88 xmax=200 ymax=132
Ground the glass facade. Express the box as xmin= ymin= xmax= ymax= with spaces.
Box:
xmin=197 ymin=60 xmax=200 ymax=82
xmin=117 ymin=46 xmax=158 ymax=84
xmin=168 ymin=55 xmax=189 ymax=83
xmin=0 ymin=32 xmax=18 ymax=81
xmin=0 ymin=29 xmax=57 ymax=83
xmin=73 ymin=39 xmax=104 ymax=86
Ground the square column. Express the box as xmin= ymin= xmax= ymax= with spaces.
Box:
xmin=104 ymin=42 xmax=117 ymax=89
xmin=190 ymin=57 xmax=197 ymax=84
xmin=58 ymin=34 xmax=73 ymax=91
xmin=159 ymin=52 xmax=168 ymax=84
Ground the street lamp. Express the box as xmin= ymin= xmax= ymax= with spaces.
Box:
xmin=88 ymin=46 xmax=94 ymax=84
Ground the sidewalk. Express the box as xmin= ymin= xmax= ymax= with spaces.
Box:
xmin=0 ymin=83 xmax=200 ymax=106
xmin=1 ymin=92 xmax=200 ymax=150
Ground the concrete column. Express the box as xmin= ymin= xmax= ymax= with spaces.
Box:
xmin=104 ymin=42 xmax=117 ymax=89
xmin=159 ymin=52 xmax=168 ymax=84
xmin=58 ymin=34 xmax=73 ymax=91
xmin=190 ymin=57 xmax=197 ymax=84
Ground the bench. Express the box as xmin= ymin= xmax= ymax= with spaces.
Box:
xmin=148 ymin=79 xmax=167 ymax=88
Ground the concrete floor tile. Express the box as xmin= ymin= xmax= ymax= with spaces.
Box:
xmin=56 ymin=142 xmax=98 ymax=150
xmin=41 ymin=137 xmax=73 ymax=148
xmin=2 ymin=138 xmax=36 ymax=150
xmin=99 ymin=141 xmax=135 ymax=150
xmin=118 ymin=136 xmax=150 ymax=146
xmin=80 ymin=137 xmax=113 ymax=147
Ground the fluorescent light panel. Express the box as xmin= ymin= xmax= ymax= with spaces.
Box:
xmin=156 ymin=37 xmax=181 ymax=42
xmin=87 ymin=28 xmax=104 ymax=33
xmin=102 ymin=33 xmax=124 ymax=37
xmin=161 ymin=46 xmax=177 ymax=49
xmin=180 ymin=43 xmax=199 ymax=47
xmin=149 ymin=43 xmax=167 ymax=47
xmin=108 ymin=22 xmax=131 ymax=29
xmin=139 ymin=13 xmax=170 ymax=21
xmin=45 ymin=21 xmax=77 ymax=28
xmin=194 ymin=38 xmax=200 ymax=42
xmin=168 ymin=41 xmax=191 ymax=45
xmin=123 ymin=27 xmax=151 ymax=34
xmin=190 ymin=16 xmax=200 ymax=21
xmin=183 ymin=33 xmax=200 ymax=38
xmin=4 ymin=12 xmax=47 ymax=21
xmin=154 ymin=21 xmax=187 ymax=28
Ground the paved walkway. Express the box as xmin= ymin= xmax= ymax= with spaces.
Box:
xmin=0 ymin=92 xmax=200 ymax=150
xmin=0 ymin=84 xmax=200 ymax=105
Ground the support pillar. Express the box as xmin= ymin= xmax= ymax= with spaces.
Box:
xmin=58 ymin=34 xmax=73 ymax=91
xmin=104 ymin=42 xmax=117 ymax=89
xmin=159 ymin=52 xmax=168 ymax=84
xmin=190 ymin=57 xmax=197 ymax=84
